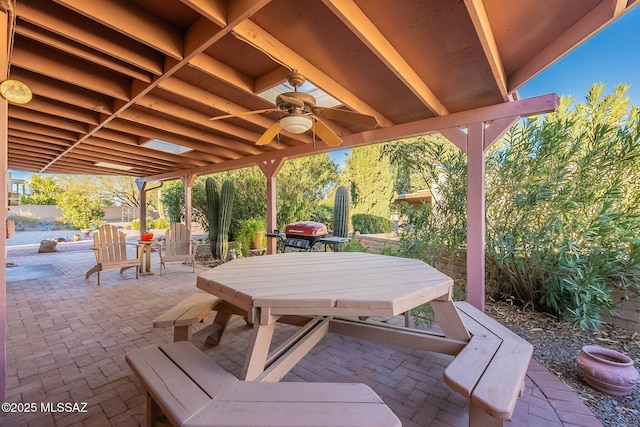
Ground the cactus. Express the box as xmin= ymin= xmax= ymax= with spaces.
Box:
xmin=205 ymin=177 xmax=220 ymax=258
xmin=333 ymin=185 xmax=350 ymax=238
xmin=216 ymin=179 xmax=235 ymax=260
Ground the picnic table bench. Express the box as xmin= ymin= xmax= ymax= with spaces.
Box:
xmin=126 ymin=341 xmax=401 ymax=427
xmin=153 ymin=293 xmax=220 ymax=342
xmin=444 ymin=302 xmax=533 ymax=426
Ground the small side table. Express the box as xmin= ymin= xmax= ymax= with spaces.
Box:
xmin=138 ymin=240 xmax=156 ymax=275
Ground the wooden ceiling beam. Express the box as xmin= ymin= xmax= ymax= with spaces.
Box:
xmin=15 ymin=23 xmax=152 ymax=83
xmin=8 ymin=129 xmax=74 ymax=147
xmin=189 ymin=54 xmax=255 ymax=93
xmin=54 ymin=0 xmax=183 ymax=59
xmin=13 ymin=98 xmax=100 ymax=125
xmin=69 ymin=148 xmax=170 ymax=171
xmin=8 ymin=108 xmax=88 ymax=134
xmin=322 ymin=0 xmax=449 ymax=116
xmin=232 ymin=20 xmax=393 ymax=127
xmin=8 ymin=144 xmax=62 ymax=158
xmin=463 ymin=0 xmax=508 ymax=101
xmin=8 ymin=135 xmax=69 ymax=150
xmin=85 ymin=136 xmax=209 ymax=167
xmin=9 ymin=119 xmax=79 ymax=141
xmin=16 ymin=0 xmax=162 ymax=75
xmin=11 ymin=38 xmax=131 ymax=100
xmin=10 ymin=69 xmax=114 ymax=114
xmin=101 ymin=122 xmax=226 ymax=164
xmin=94 ymin=130 xmax=220 ymax=165
xmin=39 ymin=0 xmax=271 ymax=173
xmin=131 ymin=93 xmax=278 ymax=145
xmin=179 ymin=0 xmax=227 ymax=28
xmin=115 ymin=106 xmax=264 ymax=158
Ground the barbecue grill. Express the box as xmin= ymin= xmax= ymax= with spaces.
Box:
xmin=282 ymin=221 xmax=328 ymax=250
xmin=267 ymin=221 xmax=348 ymax=252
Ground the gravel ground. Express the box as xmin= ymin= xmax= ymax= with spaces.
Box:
xmin=485 ymin=299 xmax=640 ymax=427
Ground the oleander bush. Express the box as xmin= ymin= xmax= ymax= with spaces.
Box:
xmin=384 ymin=84 xmax=640 ymax=329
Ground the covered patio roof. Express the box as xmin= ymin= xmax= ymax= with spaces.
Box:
xmin=2 ymin=0 xmax=639 ymax=403
xmin=3 ymin=0 xmax=637 ymax=179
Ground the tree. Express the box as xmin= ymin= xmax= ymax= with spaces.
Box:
xmin=21 ymin=175 xmax=61 ymax=205
xmin=56 ymin=175 xmax=159 ymax=209
xmin=56 ymin=191 xmax=105 ymax=229
xmin=341 ymin=144 xmax=396 ymax=219
xmin=161 ymin=154 xmax=340 ymax=234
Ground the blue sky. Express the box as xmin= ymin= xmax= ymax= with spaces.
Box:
xmin=518 ymin=6 xmax=640 ymax=105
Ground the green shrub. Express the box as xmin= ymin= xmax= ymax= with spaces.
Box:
xmin=384 ymin=84 xmax=640 ymax=329
xmin=339 ymin=235 xmax=368 ymax=253
xmin=310 ymin=203 xmax=333 ymax=226
xmin=153 ymin=217 xmax=170 ymax=229
xmin=56 ymin=191 xmax=105 ymax=229
xmin=351 ymin=213 xmax=392 ymax=234
xmin=131 ymin=217 xmax=157 ymax=231
xmin=235 ymin=218 xmax=266 ymax=257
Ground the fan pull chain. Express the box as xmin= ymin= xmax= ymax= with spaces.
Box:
xmin=312 ymin=125 xmax=316 ymax=147
xmin=276 ymin=132 xmax=281 ymax=145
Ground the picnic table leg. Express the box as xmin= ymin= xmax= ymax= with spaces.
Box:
xmin=430 ymin=295 xmax=471 ymax=342
xmin=205 ymin=301 xmax=249 ymax=346
xmin=241 ymin=311 xmax=278 ymax=381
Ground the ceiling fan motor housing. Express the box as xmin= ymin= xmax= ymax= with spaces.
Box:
xmin=276 ymin=92 xmax=316 ymax=113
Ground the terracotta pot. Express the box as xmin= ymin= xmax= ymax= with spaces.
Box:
xmin=576 ymin=345 xmax=640 ymax=396
xmin=250 ymin=230 xmax=265 ymax=249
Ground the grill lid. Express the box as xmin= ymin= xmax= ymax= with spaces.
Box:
xmin=284 ymin=221 xmax=328 ymax=237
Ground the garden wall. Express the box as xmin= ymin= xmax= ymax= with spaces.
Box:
xmin=8 ymin=205 xmax=157 ymax=223
xmin=602 ymin=297 xmax=640 ymax=332
xmin=357 ymin=234 xmax=399 ymax=254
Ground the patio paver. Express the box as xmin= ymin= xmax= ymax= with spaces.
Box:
xmin=1 ymin=241 xmax=603 ymax=426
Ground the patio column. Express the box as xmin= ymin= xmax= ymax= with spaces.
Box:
xmin=0 ymin=6 xmax=8 ymax=401
xmin=181 ymin=174 xmax=196 ymax=229
xmin=440 ymin=117 xmax=519 ymax=311
xmin=136 ymin=180 xmax=148 ymax=234
xmin=258 ymin=158 xmax=286 ymax=255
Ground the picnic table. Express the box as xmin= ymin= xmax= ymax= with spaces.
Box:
xmin=196 ymin=251 xmax=471 ymax=381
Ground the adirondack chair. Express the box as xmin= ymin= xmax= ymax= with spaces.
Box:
xmin=86 ymin=225 xmax=143 ymax=285
xmin=157 ymin=223 xmax=197 ymax=275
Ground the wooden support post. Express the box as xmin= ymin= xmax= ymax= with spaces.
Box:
xmin=258 ymin=158 xmax=286 ymax=255
xmin=1 ymin=7 xmax=10 ymax=401
xmin=440 ymin=116 xmax=519 ymax=312
xmin=136 ymin=179 xmax=148 ymax=234
xmin=181 ymin=174 xmax=196 ymax=229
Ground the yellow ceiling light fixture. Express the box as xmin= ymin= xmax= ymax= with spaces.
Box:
xmin=0 ymin=79 xmax=33 ymax=105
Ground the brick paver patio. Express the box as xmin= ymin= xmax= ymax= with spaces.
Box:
xmin=2 ymin=239 xmax=602 ymax=426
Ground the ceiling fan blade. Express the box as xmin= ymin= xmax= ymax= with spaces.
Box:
xmin=312 ymin=107 xmax=379 ymax=128
xmin=313 ymin=119 xmax=343 ymax=147
xmin=209 ymin=108 xmax=280 ymax=121
xmin=256 ymin=122 xmax=283 ymax=146
xmin=278 ymin=94 xmax=306 ymax=109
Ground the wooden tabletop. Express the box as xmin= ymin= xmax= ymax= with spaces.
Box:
xmin=197 ymin=252 xmax=453 ymax=318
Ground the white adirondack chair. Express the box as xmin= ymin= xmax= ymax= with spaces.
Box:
xmin=157 ymin=223 xmax=197 ymax=275
xmin=86 ymin=225 xmax=142 ymax=285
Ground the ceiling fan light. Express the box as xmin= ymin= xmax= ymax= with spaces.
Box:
xmin=280 ymin=115 xmax=313 ymax=134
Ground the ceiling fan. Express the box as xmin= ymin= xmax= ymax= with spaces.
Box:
xmin=209 ymin=71 xmax=379 ymax=147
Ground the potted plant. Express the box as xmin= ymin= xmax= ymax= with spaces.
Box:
xmin=236 ymin=218 xmax=266 ymax=257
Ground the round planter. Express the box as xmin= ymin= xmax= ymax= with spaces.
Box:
xmin=250 ymin=230 xmax=265 ymax=249
xmin=576 ymin=345 xmax=640 ymax=396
